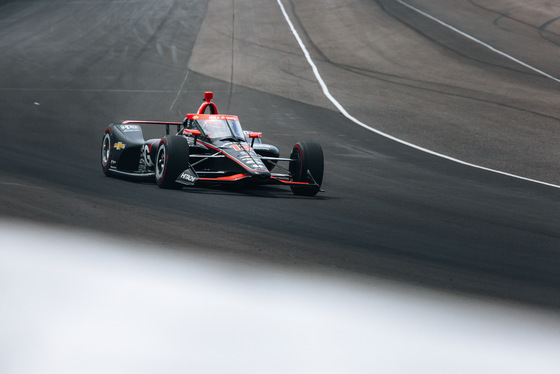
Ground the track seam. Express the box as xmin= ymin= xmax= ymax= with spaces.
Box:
xmin=275 ymin=0 xmax=560 ymax=190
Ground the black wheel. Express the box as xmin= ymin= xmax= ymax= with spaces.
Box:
xmin=101 ymin=129 xmax=113 ymax=176
xmin=289 ymin=141 xmax=324 ymax=196
xmin=155 ymin=135 xmax=190 ymax=189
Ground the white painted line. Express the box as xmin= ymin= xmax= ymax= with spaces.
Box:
xmin=395 ymin=0 xmax=560 ymax=84
xmin=275 ymin=0 xmax=560 ymax=190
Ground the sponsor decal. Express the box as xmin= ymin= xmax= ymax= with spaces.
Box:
xmin=180 ymin=169 xmax=198 ymax=183
xmin=114 ymin=142 xmax=126 ymax=150
xmin=119 ymin=124 xmax=140 ymax=132
xmin=240 ymin=155 xmax=262 ymax=163
xmin=188 ymin=114 xmax=239 ymax=121
xmin=230 ymin=144 xmax=251 ymax=151
xmin=141 ymin=145 xmax=154 ymax=167
xmin=181 ymin=173 xmax=196 ymax=182
xmin=239 ymin=156 xmax=265 ymax=169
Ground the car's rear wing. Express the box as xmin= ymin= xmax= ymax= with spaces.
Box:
xmin=121 ymin=120 xmax=183 ymax=135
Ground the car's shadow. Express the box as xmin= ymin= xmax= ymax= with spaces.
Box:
xmin=106 ymin=174 xmax=333 ymax=200
xmin=181 ymin=183 xmax=331 ymax=200
xmin=106 ymin=173 xmax=330 ymax=199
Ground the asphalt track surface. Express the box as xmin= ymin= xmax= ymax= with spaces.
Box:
xmin=1 ymin=0 xmax=560 ymax=308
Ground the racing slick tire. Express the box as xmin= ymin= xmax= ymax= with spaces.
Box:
xmin=155 ymin=135 xmax=190 ymax=189
xmin=101 ymin=129 xmax=113 ymax=176
xmin=289 ymin=141 xmax=324 ymax=196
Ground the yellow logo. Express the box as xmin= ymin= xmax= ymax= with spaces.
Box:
xmin=114 ymin=142 xmax=125 ymax=150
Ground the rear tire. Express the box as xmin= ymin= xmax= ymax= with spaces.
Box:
xmin=155 ymin=135 xmax=190 ymax=189
xmin=289 ymin=141 xmax=324 ymax=196
xmin=101 ymin=129 xmax=113 ymax=176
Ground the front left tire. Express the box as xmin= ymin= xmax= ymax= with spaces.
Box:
xmin=155 ymin=135 xmax=190 ymax=189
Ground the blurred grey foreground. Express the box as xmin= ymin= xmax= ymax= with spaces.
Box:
xmin=1 ymin=220 xmax=560 ymax=374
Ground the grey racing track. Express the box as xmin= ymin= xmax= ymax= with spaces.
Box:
xmin=1 ymin=0 xmax=560 ymax=308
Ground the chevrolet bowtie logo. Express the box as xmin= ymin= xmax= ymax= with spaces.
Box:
xmin=114 ymin=142 xmax=125 ymax=150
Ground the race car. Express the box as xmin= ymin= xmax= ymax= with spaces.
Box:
xmin=100 ymin=92 xmax=324 ymax=196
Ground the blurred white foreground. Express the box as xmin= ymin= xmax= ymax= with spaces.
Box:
xmin=1 ymin=220 xmax=560 ymax=374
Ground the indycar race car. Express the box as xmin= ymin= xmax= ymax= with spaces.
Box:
xmin=100 ymin=92 xmax=324 ymax=196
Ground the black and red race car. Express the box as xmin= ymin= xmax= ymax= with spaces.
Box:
xmin=101 ymin=92 xmax=324 ymax=196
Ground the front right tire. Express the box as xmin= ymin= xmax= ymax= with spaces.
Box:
xmin=289 ymin=141 xmax=324 ymax=196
